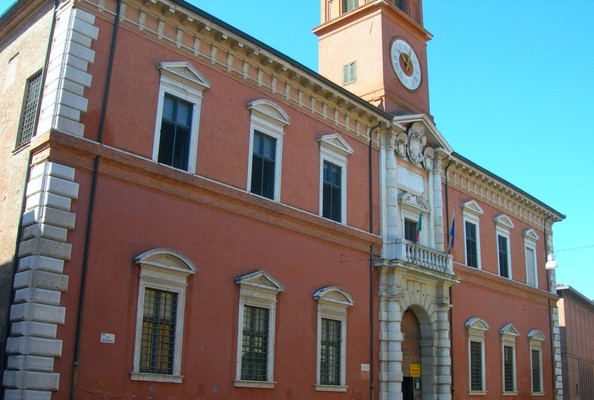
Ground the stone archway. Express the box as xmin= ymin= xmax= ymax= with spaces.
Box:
xmin=378 ymin=266 xmax=456 ymax=400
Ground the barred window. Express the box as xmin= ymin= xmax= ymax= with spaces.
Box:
xmin=470 ymin=340 xmax=484 ymax=391
xmin=234 ymin=270 xmax=284 ymax=388
xmin=531 ymin=349 xmax=542 ymax=392
xmin=140 ymin=288 xmax=178 ymax=374
xmin=16 ymin=71 xmax=43 ymax=147
xmin=241 ymin=305 xmax=270 ymax=381
xmin=132 ymin=248 xmax=196 ymax=383
xmin=320 ymin=318 xmax=342 ymax=385
xmin=314 ymin=286 xmax=352 ymax=391
xmin=503 ymin=345 xmax=515 ymax=392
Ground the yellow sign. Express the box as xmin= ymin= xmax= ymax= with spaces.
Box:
xmin=410 ymin=364 xmax=421 ymax=378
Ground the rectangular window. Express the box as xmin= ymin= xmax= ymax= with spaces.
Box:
xmin=140 ymin=288 xmax=178 ymax=375
xmin=157 ymin=94 xmax=193 ymax=170
xmin=404 ymin=218 xmax=417 ymax=242
xmin=465 ymin=221 xmax=478 ymax=268
xmin=343 ymin=62 xmax=356 ymax=84
xmin=498 ymin=235 xmax=510 ymax=278
xmin=470 ymin=340 xmax=484 ymax=392
xmin=323 ymin=161 xmax=342 ymax=222
xmin=342 ymin=0 xmax=358 ymax=13
xmin=16 ymin=71 xmax=43 ymax=148
xmin=531 ymin=349 xmax=542 ymax=392
xmin=526 ymin=247 xmax=537 ymax=287
xmin=250 ymin=130 xmax=277 ymax=200
xmin=241 ymin=305 xmax=270 ymax=381
xmin=503 ymin=345 xmax=515 ymax=392
xmin=320 ymin=318 xmax=342 ymax=385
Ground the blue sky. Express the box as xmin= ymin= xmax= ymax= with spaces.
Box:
xmin=2 ymin=0 xmax=593 ymax=299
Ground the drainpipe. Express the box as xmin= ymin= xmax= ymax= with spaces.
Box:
xmin=2 ymin=0 xmax=59 ymax=397
xmin=443 ymin=157 xmax=455 ymax=397
xmin=368 ymin=121 xmax=381 ymax=400
xmin=71 ymin=1 xmax=122 ymax=398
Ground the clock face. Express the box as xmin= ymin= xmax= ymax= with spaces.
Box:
xmin=390 ymin=39 xmax=422 ymax=91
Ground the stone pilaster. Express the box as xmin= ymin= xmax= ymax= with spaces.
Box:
xmin=434 ymin=287 xmax=452 ymax=400
xmin=432 ymin=153 xmax=446 ymax=252
xmin=384 ymin=134 xmax=400 ymax=260
xmin=378 ymin=268 xmax=404 ymax=400
xmin=3 ymin=162 xmax=79 ymax=400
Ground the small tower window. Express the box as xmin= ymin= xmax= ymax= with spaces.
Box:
xmin=342 ymin=0 xmax=358 ymax=13
xmin=343 ymin=62 xmax=356 ymax=85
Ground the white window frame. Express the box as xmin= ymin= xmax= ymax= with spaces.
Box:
xmin=523 ymin=228 xmax=539 ymax=288
xmin=500 ymin=324 xmax=519 ymax=395
xmin=398 ymin=192 xmax=431 ymax=245
xmin=461 ymin=200 xmax=484 ymax=269
xmin=313 ymin=286 xmax=354 ymax=391
xmin=466 ymin=317 xmax=489 ymax=395
xmin=528 ymin=330 xmax=545 ymax=395
xmin=131 ymin=248 xmax=197 ymax=383
xmin=318 ymin=134 xmax=353 ymax=224
xmin=494 ymin=214 xmax=514 ymax=279
xmin=234 ymin=270 xmax=284 ymax=389
xmin=343 ymin=61 xmax=356 ymax=85
xmin=152 ymin=62 xmax=210 ymax=173
xmin=247 ymin=100 xmax=290 ymax=202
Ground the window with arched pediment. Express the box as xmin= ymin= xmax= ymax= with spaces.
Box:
xmin=466 ymin=317 xmax=489 ymax=394
xmin=314 ymin=286 xmax=354 ymax=391
xmin=500 ymin=324 xmax=519 ymax=394
xmin=131 ymin=248 xmax=197 ymax=383
xmin=528 ymin=330 xmax=545 ymax=394
xmin=234 ymin=270 xmax=285 ymax=389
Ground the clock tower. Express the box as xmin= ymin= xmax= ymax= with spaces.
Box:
xmin=313 ymin=0 xmax=431 ymax=116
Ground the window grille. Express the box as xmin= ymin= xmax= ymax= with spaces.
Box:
xmin=241 ymin=305 xmax=270 ymax=381
xmin=470 ymin=340 xmax=483 ymax=391
xmin=320 ymin=318 xmax=342 ymax=385
xmin=140 ymin=288 xmax=178 ymax=374
xmin=504 ymin=345 xmax=515 ymax=391
xmin=16 ymin=71 xmax=43 ymax=147
xmin=531 ymin=349 xmax=542 ymax=392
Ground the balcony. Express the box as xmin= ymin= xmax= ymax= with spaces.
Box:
xmin=393 ymin=240 xmax=453 ymax=275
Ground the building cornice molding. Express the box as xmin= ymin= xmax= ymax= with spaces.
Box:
xmin=76 ymin=0 xmax=394 ymax=147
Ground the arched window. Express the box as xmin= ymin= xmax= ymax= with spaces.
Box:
xmin=131 ymin=248 xmax=197 ymax=383
xmin=314 ymin=286 xmax=353 ymax=391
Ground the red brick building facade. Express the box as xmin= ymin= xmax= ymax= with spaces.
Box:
xmin=0 ymin=0 xmax=565 ymax=399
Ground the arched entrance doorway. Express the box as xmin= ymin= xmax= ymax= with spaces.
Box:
xmin=402 ymin=309 xmax=421 ymax=400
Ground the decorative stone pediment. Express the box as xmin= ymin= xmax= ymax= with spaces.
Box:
xmin=235 ymin=270 xmax=285 ymax=293
xmin=461 ymin=200 xmax=484 ymax=216
xmin=248 ymin=99 xmax=291 ymax=126
xmin=135 ymin=248 xmax=197 ymax=276
xmin=500 ymin=323 xmax=520 ymax=336
xmin=318 ymin=134 xmax=354 ymax=156
xmin=528 ymin=329 xmax=546 ymax=341
xmin=522 ymin=228 xmax=539 ymax=241
xmin=158 ymin=61 xmax=211 ymax=90
xmin=313 ymin=286 xmax=354 ymax=307
xmin=399 ymin=192 xmax=431 ymax=213
xmin=466 ymin=317 xmax=489 ymax=331
xmin=494 ymin=214 xmax=514 ymax=229
xmin=393 ymin=122 xmax=437 ymax=171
